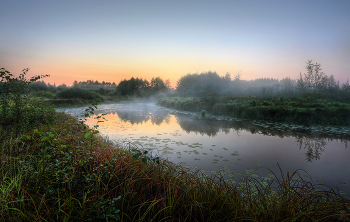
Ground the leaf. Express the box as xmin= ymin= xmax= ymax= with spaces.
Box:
xmin=132 ymin=154 xmax=140 ymax=160
xmin=41 ymin=136 xmax=49 ymax=142
xmin=61 ymin=145 xmax=67 ymax=148
xmin=84 ymin=133 xmax=91 ymax=139
xmin=142 ymin=157 xmax=148 ymax=164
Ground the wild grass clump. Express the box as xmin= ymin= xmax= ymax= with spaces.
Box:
xmin=232 ymin=165 xmax=350 ymax=221
xmin=57 ymin=87 xmax=103 ymax=100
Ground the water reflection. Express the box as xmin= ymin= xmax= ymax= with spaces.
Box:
xmin=116 ymin=107 xmax=170 ymax=126
xmin=176 ymin=115 xmax=231 ymax=137
xmin=295 ymin=137 xmax=326 ymax=162
xmin=58 ymin=103 xmax=349 ymax=163
xmin=175 ymin=114 xmax=349 ymax=162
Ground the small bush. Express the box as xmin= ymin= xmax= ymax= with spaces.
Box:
xmin=57 ymin=87 xmax=103 ymax=100
xmin=201 ymin=110 xmax=207 ymax=117
xmin=0 ymin=68 xmax=52 ymax=135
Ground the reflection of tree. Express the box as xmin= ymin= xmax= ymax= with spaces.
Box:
xmin=117 ymin=110 xmax=151 ymax=125
xmin=176 ymin=116 xmax=226 ymax=137
xmin=295 ymin=137 xmax=327 ymax=162
xmin=221 ymin=127 xmax=230 ymax=134
xmin=175 ymin=113 xmax=348 ymax=163
xmin=118 ymin=110 xmax=169 ymax=126
xmin=151 ymin=115 xmax=170 ymax=125
xmin=94 ymin=103 xmax=170 ymax=126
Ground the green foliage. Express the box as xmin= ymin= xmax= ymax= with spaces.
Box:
xmin=116 ymin=77 xmax=148 ymax=96
xmin=97 ymin=87 xmax=106 ymax=95
xmin=88 ymin=196 xmax=121 ymax=221
xmin=176 ymin=71 xmax=230 ymax=97
xmin=73 ymin=79 xmax=117 ymax=89
xmin=0 ymin=68 xmax=55 ymax=135
xmin=130 ymin=149 xmax=160 ymax=164
xmin=32 ymin=91 xmax=55 ymax=99
xmin=116 ymin=76 xmax=169 ymax=97
xmin=30 ymin=80 xmax=48 ymax=91
xmin=150 ymin=76 xmax=168 ymax=93
xmin=201 ymin=110 xmax=207 ymax=117
xmin=57 ymin=87 xmax=103 ymax=100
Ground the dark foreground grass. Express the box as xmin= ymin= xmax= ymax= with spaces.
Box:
xmin=157 ymin=96 xmax=350 ymax=126
xmin=1 ymin=111 xmax=350 ymax=221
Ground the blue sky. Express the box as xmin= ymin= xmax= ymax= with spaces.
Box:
xmin=1 ymin=0 xmax=349 ymax=87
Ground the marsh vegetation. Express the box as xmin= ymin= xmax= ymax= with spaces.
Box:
xmin=158 ymin=96 xmax=350 ymax=125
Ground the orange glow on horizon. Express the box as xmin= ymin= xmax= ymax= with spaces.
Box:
xmin=5 ymin=57 xmax=348 ymax=88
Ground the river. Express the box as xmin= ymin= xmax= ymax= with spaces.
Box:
xmin=57 ymin=102 xmax=350 ymax=196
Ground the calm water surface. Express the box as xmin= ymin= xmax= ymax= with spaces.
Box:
xmin=58 ymin=102 xmax=350 ymax=196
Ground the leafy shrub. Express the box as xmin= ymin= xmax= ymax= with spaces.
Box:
xmin=57 ymin=87 xmax=103 ymax=100
xmin=0 ymin=68 xmax=54 ymax=135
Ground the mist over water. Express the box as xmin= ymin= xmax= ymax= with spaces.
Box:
xmin=57 ymin=102 xmax=350 ymax=195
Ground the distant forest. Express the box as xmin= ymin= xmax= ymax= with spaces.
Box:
xmin=1 ymin=61 xmax=349 ymax=100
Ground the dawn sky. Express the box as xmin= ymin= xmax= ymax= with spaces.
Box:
xmin=1 ymin=0 xmax=349 ymax=87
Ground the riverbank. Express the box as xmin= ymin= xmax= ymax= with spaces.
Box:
xmin=157 ymin=96 xmax=350 ymax=126
xmin=1 ymin=103 xmax=350 ymax=221
xmin=39 ymin=95 xmax=151 ymax=108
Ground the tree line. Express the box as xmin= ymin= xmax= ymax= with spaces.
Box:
xmin=175 ymin=61 xmax=350 ymax=100
xmin=1 ymin=60 xmax=348 ymax=100
xmin=116 ymin=77 xmax=170 ymax=97
xmin=0 ymin=75 xmax=172 ymax=97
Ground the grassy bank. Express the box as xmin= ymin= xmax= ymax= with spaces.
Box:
xmin=157 ymin=96 xmax=350 ymax=126
xmin=31 ymin=93 xmax=141 ymax=108
xmin=0 ymin=105 xmax=349 ymax=221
